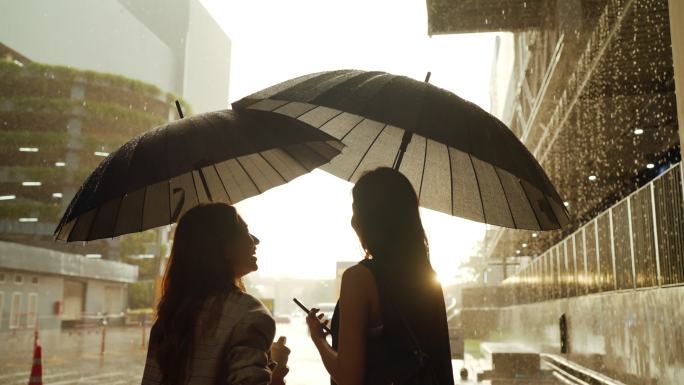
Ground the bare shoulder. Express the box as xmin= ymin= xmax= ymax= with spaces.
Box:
xmin=342 ymin=263 xmax=375 ymax=288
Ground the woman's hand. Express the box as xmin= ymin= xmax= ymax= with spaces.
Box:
xmin=306 ymin=308 xmax=330 ymax=345
xmin=270 ymin=364 xmax=289 ymax=385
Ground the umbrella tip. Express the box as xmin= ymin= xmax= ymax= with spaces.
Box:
xmin=175 ymin=100 xmax=184 ymax=119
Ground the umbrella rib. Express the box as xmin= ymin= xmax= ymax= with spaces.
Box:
xmin=447 ymin=145 xmax=454 ymax=216
xmin=280 ymin=145 xmax=314 ymax=172
xmin=236 ymin=157 xmax=262 ymax=194
xmin=468 ymin=154 xmax=487 ymax=225
xmin=271 ymin=100 xmax=293 ymax=112
xmin=167 ymin=180 xmax=173 ymax=222
xmin=258 ymin=152 xmax=287 ymax=183
xmin=348 ymin=124 xmax=388 ymax=181
xmin=313 ymin=109 xmax=344 ymax=129
xmin=541 ymin=190 xmax=562 ymax=229
xmin=293 ymin=104 xmax=319 ymax=119
xmin=109 ymin=196 xmax=124 ymax=238
xmin=418 ymin=136 xmax=427 ymax=199
xmin=140 ymin=185 xmax=148 ymax=233
xmin=65 ymin=210 xmax=83 ymax=242
xmin=84 ymin=205 xmax=102 ymax=242
xmin=213 ymin=163 xmax=234 ymax=204
xmin=191 ymin=169 xmax=204 ymax=202
xmin=493 ymin=167 xmax=518 ymax=228
xmin=340 ymin=116 xmax=366 ymax=141
xmin=519 ymin=180 xmax=543 ymax=230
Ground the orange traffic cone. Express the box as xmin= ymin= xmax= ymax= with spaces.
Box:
xmin=28 ymin=344 xmax=42 ymax=385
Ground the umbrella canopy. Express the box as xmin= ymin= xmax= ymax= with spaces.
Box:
xmin=233 ymin=70 xmax=569 ymax=231
xmin=55 ymin=108 xmax=343 ymax=242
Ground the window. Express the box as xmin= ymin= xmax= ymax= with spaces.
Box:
xmin=9 ymin=292 xmax=21 ymax=329
xmin=27 ymin=293 xmax=38 ymax=328
xmin=0 ymin=272 xmax=5 ymax=283
xmin=0 ymin=292 xmax=4 ymax=327
xmin=31 ymin=276 xmax=39 ymax=285
xmin=14 ymin=274 xmax=23 ymax=285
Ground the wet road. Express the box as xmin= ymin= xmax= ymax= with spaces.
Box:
xmin=0 ymin=317 xmax=560 ymax=384
xmin=0 ymin=316 xmax=328 ymax=385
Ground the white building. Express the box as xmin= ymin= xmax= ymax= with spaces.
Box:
xmin=0 ymin=0 xmax=231 ymax=113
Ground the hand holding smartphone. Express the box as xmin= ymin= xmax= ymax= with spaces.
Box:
xmin=293 ymin=298 xmax=332 ymax=334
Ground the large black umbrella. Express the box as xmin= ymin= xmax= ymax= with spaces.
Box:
xmin=233 ymin=70 xmax=569 ymax=231
xmin=54 ymin=108 xmax=343 ymax=242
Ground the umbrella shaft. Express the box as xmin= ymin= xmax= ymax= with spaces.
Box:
xmin=196 ymin=168 xmax=213 ymax=202
xmin=393 ymin=130 xmax=414 ymax=170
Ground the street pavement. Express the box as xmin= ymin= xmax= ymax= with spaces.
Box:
xmin=0 ymin=315 xmax=328 ymax=385
xmin=0 ymin=315 xmax=553 ymax=384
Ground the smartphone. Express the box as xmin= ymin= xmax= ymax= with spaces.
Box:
xmin=293 ymin=298 xmax=332 ymax=334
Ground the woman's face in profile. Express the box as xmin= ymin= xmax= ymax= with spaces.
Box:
xmin=231 ymin=216 xmax=259 ymax=278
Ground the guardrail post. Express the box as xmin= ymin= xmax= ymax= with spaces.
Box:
xmin=608 ymin=209 xmax=617 ymax=291
xmin=626 ymin=198 xmax=637 ymax=289
xmin=650 ymin=182 xmax=662 ymax=287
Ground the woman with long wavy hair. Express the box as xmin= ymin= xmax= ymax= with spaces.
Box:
xmin=141 ymin=203 xmax=287 ymax=385
xmin=306 ymin=167 xmax=454 ymax=385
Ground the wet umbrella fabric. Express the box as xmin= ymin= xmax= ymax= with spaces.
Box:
xmin=54 ymin=108 xmax=343 ymax=242
xmin=233 ymin=70 xmax=569 ymax=230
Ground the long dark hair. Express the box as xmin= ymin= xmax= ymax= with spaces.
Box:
xmin=352 ymin=167 xmax=430 ymax=270
xmin=155 ymin=203 xmax=245 ymax=385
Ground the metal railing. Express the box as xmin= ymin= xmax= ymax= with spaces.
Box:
xmin=503 ymin=163 xmax=684 ymax=304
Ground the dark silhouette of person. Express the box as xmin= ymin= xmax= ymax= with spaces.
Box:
xmin=141 ymin=203 xmax=288 ymax=385
xmin=306 ymin=167 xmax=454 ymax=385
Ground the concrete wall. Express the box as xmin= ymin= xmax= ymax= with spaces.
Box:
xmin=488 ymin=287 xmax=684 ymax=384
xmin=0 ymin=241 xmax=138 ymax=283
xmin=0 ymin=270 xmax=62 ymax=331
xmin=84 ymin=280 xmax=127 ymax=316
xmin=669 ymin=0 xmax=684 ymax=159
xmin=0 ymin=0 xmax=177 ymax=93
xmin=0 ymin=269 xmax=130 ymax=331
xmin=181 ymin=0 xmax=231 ymax=113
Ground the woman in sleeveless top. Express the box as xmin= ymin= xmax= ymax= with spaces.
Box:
xmin=141 ymin=203 xmax=288 ymax=385
xmin=306 ymin=168 xmax=454 ymax=385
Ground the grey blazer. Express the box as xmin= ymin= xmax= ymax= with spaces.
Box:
xmin=141 ymin=291 xmax=276 ymax=385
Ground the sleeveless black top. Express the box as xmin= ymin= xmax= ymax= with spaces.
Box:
xmin=330 ymin=258 xmax=454 ymax=385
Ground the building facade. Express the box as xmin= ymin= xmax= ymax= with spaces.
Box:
xmin=0 ymin=0 xmax=231 ymax=114
xmin=0 ymin=241 xmax=137 ymax=331
xmin=428 ymin=0 xmax=684 ymax=383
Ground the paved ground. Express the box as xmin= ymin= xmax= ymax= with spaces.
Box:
xmin=0 ymin=316 xmax=328 ymax=385
xmin=0 ymin=316 xmax=559 ymax=384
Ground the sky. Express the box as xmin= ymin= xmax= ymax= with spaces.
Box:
xmin=199 ymin=0 xmax=499 ymax=282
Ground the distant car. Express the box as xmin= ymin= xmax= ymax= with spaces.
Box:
xmin=274 ymin=315 xmax=291 ymax=324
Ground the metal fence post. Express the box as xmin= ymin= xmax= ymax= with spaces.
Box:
xmin=595 ymin=218 xmax=601 ymax=292
xmin=609 ymin=209 xmax=617 ymax=291
xmin=650 ymin=182 xmax=662 ymax=287
xmin=582 ymin=227 xmax=588 ymax=294
xmin=627 ymin=197 xmax=637 ymax=289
